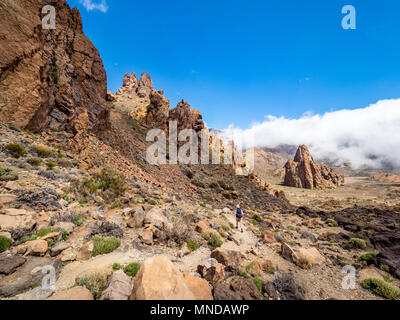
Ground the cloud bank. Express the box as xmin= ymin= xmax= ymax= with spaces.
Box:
xmin=79 ymin=0 xmax=108 ymax=13
xmin=220 ymin=99 xmax=400 ymax=170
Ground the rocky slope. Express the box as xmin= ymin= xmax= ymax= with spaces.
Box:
xmin=284 ymin=145 xmax=345 ymax=189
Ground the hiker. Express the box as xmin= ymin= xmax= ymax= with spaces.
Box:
xmin=235 ymin=204 xmax=244 ymax=232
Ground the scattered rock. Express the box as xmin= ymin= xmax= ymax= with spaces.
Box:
xmin=273 ymin=273 xmax=306 ymax=300
xmin=50 ymin=242 xmax=71 ymax=257
xmin=25 ymin=239 xmax=48 ymax=256
xmin=203 ymin=263 xmax=225 ymax=284
xmin=101 ymin=270 xmax=133 ymax=300
xmin=53 ymin=221 xmax=75 ymax=234
xmin=263 ymin=230 xmax=275 ymax=243
xmin=184 ymin=274 xmax=213 ymax=300
xmin=0 ymin=194 xmax=17 ymax=205
xmin=138 ymin=229 xmax=154 ymax=245
xmin=0 ymin=256 xmax=27 ymax=275
xmin=211 ymin=241 xmax=242 ymax=267
xmin=296 ymin=247 xmax=326 ymax=266
xmin=281 ymin=243 xmax=298 ymax=263
xmin=195 ymin=220 xmax=209 ymax=233
xmin=77 ymin=241 xmax=94 ymax=261
xmin=130 ymin=255 xmax=196 ymax=300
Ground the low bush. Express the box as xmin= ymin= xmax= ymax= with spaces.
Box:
xmin=124 ymin=262 xmax=141 ymax=277
xmin=357 ymin=252 xmax=378 ymax=263
xmin=201 ymin=230 xmax=223 ymax=249
xmin=75 ymin=274 xmax=107 ymax=299
xmin=343 ymin=238 xmax=369 ymax=250
xmin=253 ymin=277 xmax=263 ymax=295
xmin=71 ymin=167 xmax=127 ymax=203
xmin=0 ymin=235 xmax=12 ymax=252
xmin=112 ymin=263 xmax=121 ymax=271
xmin=361 ymin=278 xmax=400 ymax=300
xmin=45 ymin=160 xmax=57 ymax=170
xmin=5 ymin=143 xmax=27 ymax=158
xmin=325 ymin=219 xmax=338 ymax=227
xmin=0 ymin=165 xmax=18 ymax=181
xmin=186 ymin=240 xmax=200 ymax=252
xmin=27 ymin=157 xmax=42 ymax=166
xmin=92 ymin=236 xmax=121 ymax=256
xmin=34 ymin=144 xmax=55 ymax=157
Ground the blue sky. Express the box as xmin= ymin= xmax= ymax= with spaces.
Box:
xmin=66 ymin=0 xmax=400 ymax=130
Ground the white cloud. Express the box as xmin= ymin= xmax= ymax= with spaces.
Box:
xmin=79 ymin=0 xmax=108 ymax=13
xmin=220 ymin=99 xmax=400 ymax=170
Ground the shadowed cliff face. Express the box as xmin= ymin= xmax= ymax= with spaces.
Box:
xmin=0 ymin=0 xmax=108 ymax=133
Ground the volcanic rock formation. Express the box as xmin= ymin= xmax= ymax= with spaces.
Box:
xmin=0 ymin=0 xmax=109 ymax=133
xmin=284 ymin=145 xmax=344 ymax=189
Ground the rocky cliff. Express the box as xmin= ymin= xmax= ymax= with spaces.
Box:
xmin=0 ymin=0 xmax=108 ymax=133
xmin=284 ymin=145 xmax=344 ymax=189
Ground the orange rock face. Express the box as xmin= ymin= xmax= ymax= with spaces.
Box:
xmin=0 ymin=0 xmax=108 ymax=133
xmin=284 ymin=145 xmax=344 ymax=189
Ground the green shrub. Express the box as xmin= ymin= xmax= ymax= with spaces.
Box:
xmin=72 ymin=167 xmax=127 ymax=203
xmin=72 ymin=214 xmax=83 ymax=226
xmin=267 ymin=266 xmax=276 ymax=274
xmin=343 ymin=238 xmax=368 ymax=250
xmin=0 ymin=235 xmax=12 ymax=252
xmin=112 ymin=263 xmax=121 ymax=271
xmin=245 ymin=261 xmax=255 ymax=272
xmin=45 ymin=160 xmax=57 ymax=170
xmin=186 ymin=240 xmax=200 ymax=252
xmin=0 ymin=165 xmax=18 ymax=181
xmin=34 ymin=144 xmax=55 ymax=157
xmin=380 ymin=264 xmax=390 ymax=273
xmin=92 ymin=236 xmax=121 ymax=256
xmin=75 ymin=274 xmax=107 ymax=299
xmin=201 ymin=230 xmax=223 ymax=249
xmin=253 ymin=277 xmax=263 ymax=295
xmin=27 ymin=157 xmax=42 ymax=166
xmin=124 ymin=262 xmax=141 ymax=277
xmin=357 ymin=252 xmax=378 ymax=263
xmin=253 ymin=214 xmax=263 ymax=223
xmin=361 ymin=278 xmax=400 ymax=300
xmin=325 ymin=219 xmax=338 ymax=227
xmin=239 ymin=269 xmax=251 ymax=279
xmin=221 ymin=225 xmax=230 ymax=232
xmin=5 ymin=143 xmax=27 ymax=158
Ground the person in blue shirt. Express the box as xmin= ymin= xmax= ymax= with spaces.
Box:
xmin=235 ymin=204 xmax=244 ymax=232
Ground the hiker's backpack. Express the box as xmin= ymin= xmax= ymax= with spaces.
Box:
xmin=236 ymin=208 xmax=243 ymax=218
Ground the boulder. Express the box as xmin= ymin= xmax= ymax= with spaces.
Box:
xmin=263 ymin=230 xmax=275 ymax=243
xmin=0 ymin=256 xmax=27 ymax=275
xmin=25 ymin=239 xmax=48 ymax=256
xmin=273 ymin=273 xmax=306 ymax=300
xmin=184 ymin=274 xmax=213 ymax=300
xmin=77 ymin=241 xmax=93 ymax=261
xmin=50 ymin=242 xmax=71 ymax=257
xmin=281 ymin=243 xmax=298 ymax=263
xmin=138 ymin=229 xmax=153 ymax=245
xmin=296 ymin=247 xmax=326 ymax=266
xmin=195 ymin=220 xmax=209 ymax=234
xmin=60 ymin=248 xmax=77 ymax=262
xmin=47 ymin=286 xmax=93 ymax=300
xmin=101 ymin=270 xmax=133 ymax=300
xmin=126 ymin=206 xmax=146 ymax=228
xmin=211 ymin=241 xmax=242 ymax=267
xmin=53 ymin=221 xmax=75 ymax=234
xmin=213 ymin=276 xmax=263 ymax=300
xmin=284 ymin=145 xmax=344 ymax=189
xmin=130 ymin=255 xmax=196 ymax=300
xmin=203 ymin=263 xmax=225 ymax=284
xmin=144 ymin=208 xmax=172 ymax=232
